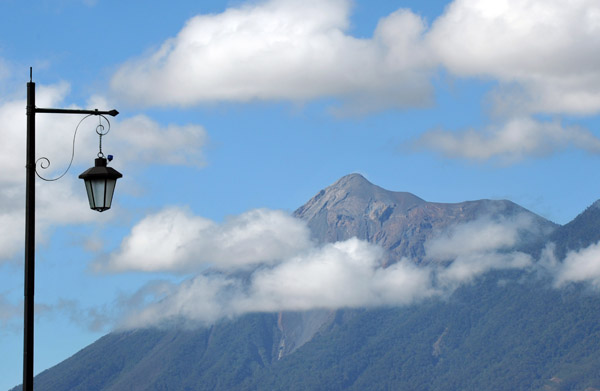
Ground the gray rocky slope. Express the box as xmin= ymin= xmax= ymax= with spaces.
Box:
xmin=295 ymin=173 xmax=556 ymax=263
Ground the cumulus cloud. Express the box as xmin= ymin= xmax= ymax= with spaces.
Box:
xmin=243 ymin=239 xmax=432 ymax=312
xmin=428 ymin=0 xmax=600 ymax=115
xmin=118 ymin=238 xmax=436 ymax=328
xmin=27 ymin=220 xmax=600 ymax=333
xmin=109 ymin=0 xmax=600 ymax=116
xmin=414 ymin=0 xmax=600 ymax=161
xmin=110 ymin=0 xmax=433 ymax=111
xmin=110 ymin=209 xmax=542 ymax=329
xmin=425 ymin=215 xmax=536 ymax=287
xmin=99 ymin=207 xmax=314 ymax=272
xmin=111 ymin=115 xmax=207 ymax=167
xmin=412 ymin=117 xmax=600 ymax=163
xmin=0 ymin=82 xmax=207 ymax=263
xmin=425 ymin=215 xmax=532 ymax=260
xmin=107 ymin=0 xmax=600 ymax=160
xmin=87 ymin=94 xmax=208 ymax=167
xmin=554 ymin=241 xmax=600 ymax=288
xmin=437 ymin=252 xmax=532 ymax=288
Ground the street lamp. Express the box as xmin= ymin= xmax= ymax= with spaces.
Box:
xmin=79 ymin=156 xmax=123 ymax=212
xmin=23 ymin=68 xmax=122 ymax=391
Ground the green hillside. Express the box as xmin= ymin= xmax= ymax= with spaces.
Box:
xmin=18 ymin=270 xmax=600 ymax=391
xmin=248 ymin=273 xmax=600 ymax=391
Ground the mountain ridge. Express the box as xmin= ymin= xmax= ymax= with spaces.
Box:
xmin=295 ymin=173 xmax=557 ymax=263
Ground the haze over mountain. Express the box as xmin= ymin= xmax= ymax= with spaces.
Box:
xmin=11 ymin=174 xmax=600 ymax=391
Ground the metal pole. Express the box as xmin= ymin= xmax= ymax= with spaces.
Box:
xmin=21 ymin=68 xmax=119 ymax=390
xmin=24 ymin=73 xmax=35 ymax=391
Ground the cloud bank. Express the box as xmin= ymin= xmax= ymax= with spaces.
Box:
xmin=110 ymin=0 xmax=433 ymax=111
xmin=110 ymin=0 xmax=600 ymax=115
xmin=117 ymin=237 xmax=436 ymax=329
xmin=413 ymin=118 xmax=600 ymax=163
xmin=106 ymin=208 xmax=574 ymax=329
xmin=554 ymin=242 xmax=600 ymax=288
xmin=428 ymin=0 xmax=600 ymax=116
xmin=416 ymin=0 xmax=600 ymax=162
xmin=5 ymin=207 xmax=595 ymax=333
xmin=108 ymin=0 xmax=600 ymax=161
xmin=98 ymin=207 xmax=313 ymax=273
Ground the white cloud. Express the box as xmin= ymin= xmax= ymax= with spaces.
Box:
xmin=109 ymin=0 xmax=600 ymax=117
xmin=0 ymin=82 xmax=70 ymax=184
xmin=554 ymin=241 xmax=600 ymax=288
xmin=118 ymin=238 xmax=437 ymax=328
xmin=243 ymin=239 xmax=390 ymax=311
xmin=425 ymin=215 xmax=530 ymax=260
xmin=427 ymin=0 xmax=600 ymax=115
xmin=416 ymin=0 xmax=600 ymax=161
xmin=110 ymin=0 xmax=433 ymax=111
xmin=112 ymin=211 xmax=544 ymax=329
xmin=0 ymin=196 xmax=24 ymax=259
xmin=437 ymin=251 xmax=532 ymax=288
xmin=107 ymin=0 xmax=600 ymax=161
xmin=100 ymin=207 xmax=314 ymax=273
xmin=110 ymin=115 xmax=207 ymax=167
xmin=412 ymin=117 xmax=600 ymax=163
xmin=83 ymin=95 xmax=208 ymax=168
xmin=425 ymin=215 xmax=536 ymax=286
xmin=105 ymin=207 xmax=442 ymax=328
xmin=119 ymin=275 xmax=241 ymax=329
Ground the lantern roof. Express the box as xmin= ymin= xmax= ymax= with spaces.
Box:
xmin=78 ymin=157 xmax=123 ymax=181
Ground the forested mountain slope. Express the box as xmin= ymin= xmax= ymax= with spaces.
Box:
xmin=12 ymin=174 xmax=600 ymax=391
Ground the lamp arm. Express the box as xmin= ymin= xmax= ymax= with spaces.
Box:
xmin=35 ymin=113 xmax=112 ymax=182
xmin=34 ymin=108 xmax=119 ymax=116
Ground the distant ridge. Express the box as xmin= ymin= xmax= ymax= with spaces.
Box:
xmin=549 ymin=198 xmax=600 ymax=259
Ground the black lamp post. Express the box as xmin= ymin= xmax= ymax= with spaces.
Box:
xmin=23 ymin=69 xmax=122 ymax=391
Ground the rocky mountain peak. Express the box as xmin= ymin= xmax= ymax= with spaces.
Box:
xmin=294 ymin=174 xmax=425 ymax=232
xmin=294 ymin=174 xmax=556 ymax=263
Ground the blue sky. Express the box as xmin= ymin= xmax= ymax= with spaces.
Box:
xmin=2 ymin=0 xmax=600 ymax=389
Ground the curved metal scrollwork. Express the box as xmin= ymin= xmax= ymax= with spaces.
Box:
xmin=35 ymin=114 xmax=112 ymax=182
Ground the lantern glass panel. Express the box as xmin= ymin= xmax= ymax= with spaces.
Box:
xmin=104 ymin=178 xmax=117 ymax=209
xmin=90 ymin=179 xmax=107 ymax=210
xmin=84 ymin=180 xmax=95 ymax=209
